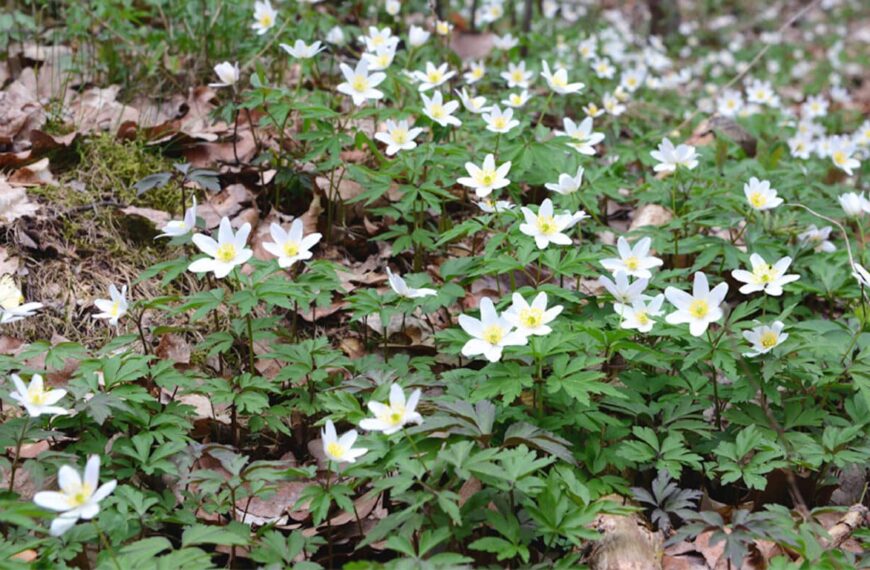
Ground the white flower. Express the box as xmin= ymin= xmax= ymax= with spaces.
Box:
xmin=664 ymin=272 xmax=728 ymax=337
xmin=541 ymin=60 xmax=584 ymax=95
xmin=280 ymin=40 xmax=325 ymax=59
xmin=746 ymin=79 xmax=779 ymax=107
xmin=326 ymin=26 xmax=346 ymax=45
xmin=555 ymin=117 xmax=605 ymax=155
xmin=731 ymin=254 xmax=800 ymax=296
xmin=459 ymin=297 xmax=528 ymax=362
xmin=477 ymin=199 xmax=514 ymax=213
xmin=545 ymin=166 xmax=584 ymax=195
xmin=93 ymin=284 xmax=128 ymax=326
xmin=413 ymin=61 xmax=455 ymax=91
xmin=210 ymin=62 xmax=240 ymax=88
xmin=716 ymin=89 xmax=744 ymax=117
xmin=838 ymin=192 xmax=868 ymax=217
xmin=0 ymin=275 xmax=42 ymax=324
xmin=650 ymin=138 xmax=699 ymax=172
xmin=9 ymin=374 xmax=67 ymax=417
xmin=788 ymin=134 xmax=814 ymax=160
xmin=602 ymin=92 xmax=626 ymax=116
xmin=797 ymin=225 xmax=835 ymax=253
xmin=492 ymin=33 xmax=519 ymax=50
xmin=519 ymin=199 xmax=576 ymax=250
xmin=321 ymin=420 xmax=367 ymax=464
xmin=456 ymin=154 xmax=511 ymax=198
xmin=599 ymin=271 xmax=649 ymax=305
xmin=362 ymin=44 xmax=398 ymax=71
xmin=189 ymin=217 xmax=253 ymax=278
xmin=386 ymin=268 xmax=437 ymax=299
xmin=601 ymin=237 xmax=663 ymax=279
xmin=504 ymin=292 xmax=562 ymax=336
xmin=583 ymin=101 xmax=604 ymax=117
xmin=480 ymin=0 xmax=505 ymax=23
xmin=502 ymin=90 xmax=531 ymax=108
xmin=801 ymin=95 xmax=828 ymax=119
xmin=359 ymin=384 xmax=423 ymax=435
xmin=830 ymin=138 xmax=861 ymax=176
xmin=337 ymin=59 xmax=386 ymax=106
xmin=158 ymin=196 xmax=197 ymax=238
xmin=408 ymin=25 xmax=430 ymax=47
xmin=251 ymin=0 xmax=278 ymax=35
xmin=464 ymin=61 xmax=486 ymax=84
xmin=361 ymin=26 xmax=398 ymax=52
xmin=501 ymin=61 xmax=534 ymax=89
xmin=578 ymin=37 xmax=597 ymax=60
xmin=620 ymin=68 xmax=646 ymax=92
xmin=374 ymin=119 xmax=423 ymax=155
xmin=421 ymin=91 xmax=461 ymax=127
xmin=262 ymin=219 xmax=322 ymax=269
xmin=592 ymin=58 xmax=615 ymax=79
xmin=853 ymin=263 xmax=870 ymax=288
xmin=385 ymin=0 xmax=401 ymax=16
xmin=482 ymin=105 xmax=518 ymax=133
xmin=435 ymin=20 xmax=453 ymax=36
xmin=33 ymin=455 xmax=117 ymax=536
xmin=743 ymin=321 xmax=788 ymax=357
xmin=617 ymin=294 xmax=665 ymax=333
xmin=456 ymin=88 xmax=489 ymax=114
xmin=743 ymin=177 xmax=782 ymax=211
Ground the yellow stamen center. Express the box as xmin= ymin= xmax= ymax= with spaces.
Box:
xmin=749 ymin=192 xmax=767 ymax=208
xmin=216 ymin=243 xmax=237 ymax=263
xmin=492 ymin=117 xmax=506 ymax=129
xmin=760 ymin=331 xmax=778 ymax=349
xmin=429 ymin=104 xmax=444 ymax=118
xmin=392 ymin=129 xmax=408 ymax=144
xmin=110 ymin=302 xmax=121 ymax=317
xmin=326 ymin=442 xmax=344 ymax=458
xmin=832 ymin=151 xmax=847 ymax=166
xmin=69 ymin=484 xmax=93 ymax=507
xmin=482 ymin=324 xmax=504 ymax=345
xmin=28 ymin=387 xmax=46 ymax=405
xmin=478 ymin=170 xmax=496 ymax=186
xmin=536 ymin=215 xmax=558 ymax=235
xmin=258 ymin=14 xmax=273 ymax=28
xmin=689 ymin=299 xmax=709 ymax=319
xmin=427 ymin=70 xmax=443 ymax=83
xmin=753 ymin=264 xmax=774 ymax=284
xmin=352 ymin=76 xmax=369 ymax=92
xmin=636 ymin=311 xmax=650 ymax=326
xmin=624 ymin=256 xmax=640 ymax=271
xmin=283 ymin=242 xmax=300 ymax=258
xmin=520 ymin=307 xmax=544 ymax=329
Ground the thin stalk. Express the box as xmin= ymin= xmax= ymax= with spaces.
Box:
xmin=7 ymin=416 xmax=31 ymax=492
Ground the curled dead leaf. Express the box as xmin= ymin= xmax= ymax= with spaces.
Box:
xmin=0 ymin=179 xmax=39 ymax=223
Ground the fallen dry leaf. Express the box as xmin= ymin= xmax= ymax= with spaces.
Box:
xmin=155 ymin=334 xmax=191 ymax=364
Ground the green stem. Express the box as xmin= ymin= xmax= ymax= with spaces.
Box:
xmin=7 ymin=416 xmax=31 ymax=492
xmin=95 ymin=518 xmax=122 ymax=570
xmin=405 ymin=430 xmax=430 ymax=474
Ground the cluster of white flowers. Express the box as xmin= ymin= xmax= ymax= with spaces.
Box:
xmin=459 ymin=293 xmax=563 ymax=362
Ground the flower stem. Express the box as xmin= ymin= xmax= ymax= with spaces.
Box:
xmin=7 ymin=416 xmax=31 ymax=492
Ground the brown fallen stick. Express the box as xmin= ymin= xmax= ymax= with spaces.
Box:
xmin=820 ymin=504 xmax=869 ymax=550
